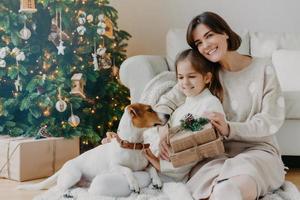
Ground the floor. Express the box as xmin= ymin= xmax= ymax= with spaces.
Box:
xmin=0 ymin=169 xmax=299 ymax=200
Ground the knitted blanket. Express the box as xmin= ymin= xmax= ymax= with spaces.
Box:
xmin=34 ymin=72 xmax=300 ymax=200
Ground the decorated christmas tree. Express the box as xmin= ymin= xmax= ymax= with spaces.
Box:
xmin=0 ymin=0 xmax=131 ymax=147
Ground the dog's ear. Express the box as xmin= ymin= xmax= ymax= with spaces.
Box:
xmin=128 ymin=105 xmax=139 ymax=118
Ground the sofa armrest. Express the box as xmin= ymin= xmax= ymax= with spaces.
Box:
xmin=120 ymin=55 xmax=169 ymax=103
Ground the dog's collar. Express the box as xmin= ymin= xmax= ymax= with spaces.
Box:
xmin=115 ymin=135 xmax=150 ymax=150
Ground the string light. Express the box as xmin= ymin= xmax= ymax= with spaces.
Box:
xmin=97 ymin=125 xmax=101 ymax=129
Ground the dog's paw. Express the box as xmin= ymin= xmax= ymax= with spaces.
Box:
xmin=151 ymin=177 xmax=163 ymax=190
xmin=128 ymin=178 xmax=140 ymax=193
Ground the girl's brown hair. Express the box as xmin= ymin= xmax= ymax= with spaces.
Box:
xmin=186 ymin=11 xmax=241 ymax=51
xmin=175 ymin=49 xmax=223 ymax=102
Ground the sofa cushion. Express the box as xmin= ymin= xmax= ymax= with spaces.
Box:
xmin=250 ymin=32 xmax=300 ymax=57
xmin=272 ymin=49 xmax=300 ymax=119
xmin=166 ymin=29 xmax=250 ymax=71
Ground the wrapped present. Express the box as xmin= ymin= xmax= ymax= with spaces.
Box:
xmin=170 ymin=136 xmax=225 ymax=168
xmin=169 ymin=123 xmax=217 ymax=153
xmin=0 ymin=136 xmax=79 ymax=182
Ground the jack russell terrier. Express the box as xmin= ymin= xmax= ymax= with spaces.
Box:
xmin=18 ymin=103 xmax=170 ymax=194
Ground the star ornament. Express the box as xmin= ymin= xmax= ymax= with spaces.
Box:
xmin=57 ymin=40 xmax=66 ymax=55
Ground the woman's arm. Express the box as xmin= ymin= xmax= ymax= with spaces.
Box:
xmin=215 ymin=64 xmax=285 ymax=141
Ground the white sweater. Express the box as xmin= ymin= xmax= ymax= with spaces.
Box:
xmin=160 ymin=88 xmax=224 ymax=182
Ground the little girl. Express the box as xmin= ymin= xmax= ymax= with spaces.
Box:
xmin=143 ymin=48 xmax=225 ymax=182
xmin=98 ymin=49 xmax=226 ymax=196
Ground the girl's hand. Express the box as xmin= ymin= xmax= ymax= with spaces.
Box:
xmin=204 ymin=112 xmax=230 ymax=137
xmin=142 ymin=148 xmax=160 ymax=171
xmin=101 ymin=131 xmax=117 ymax=144
xmin=158 ymin=125 xmax=171 ymax=161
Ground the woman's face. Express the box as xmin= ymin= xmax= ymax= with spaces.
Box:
xmin=177 ymin=59 xmax=211 ymax=97
xmin=192 ymin=24 xmax=228 ymax=62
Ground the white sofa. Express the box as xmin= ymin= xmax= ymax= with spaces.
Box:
xmin=120 ymin=29 xmax=300 ymax=156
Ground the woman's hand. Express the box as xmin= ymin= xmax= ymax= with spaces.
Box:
xmin=158 ymin=125 xmax=171 ymax=161
xmin=204 ymin=112 xmax=230 ymax=137
xmin=101 ymin=131 xmax=117 ymax=144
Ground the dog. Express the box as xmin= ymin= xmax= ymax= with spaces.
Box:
xmin=18 ymin=103 xmax=170 ymax=194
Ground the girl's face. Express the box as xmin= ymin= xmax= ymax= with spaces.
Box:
xmin=177 ymin=59 xmax=212 ymax=97
xmin=192 ymin=24 xmax=228 ymax=62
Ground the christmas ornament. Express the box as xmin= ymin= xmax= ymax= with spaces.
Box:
xmin=68 ymin=104 xmax=80 ymax=127
xmin=100 ymin=55 xmax=112 ymax=69
xmin=16 ymin=51 xmax=26 ymax=61
xmin=55 ymin=88 xmax=67 ymax=112
xmin=19 ymin=22 xmax=31 ymax=40
xmin=48 ymin=17 xmax=69 ymax=46
xmin=57 ymin=40 xmax=66 ymax=55
xmin=96 ymin=47 xmax=106 ymax=56
xmin=87 ymin=14 xmax=93 ymax=23
xmin=97 ymin=15 xmax=114 ymax=38
xmin=36 ymin=125 xmax=52 ymax=139
xmin=70 ymin=73 xmax=86 ymax=98
xmin=78 ymin=17 xmax=86 ymax=25
xmin=12 ymin=48 xmax=21 ymax=56
xmin=0 ymin=59 xmax=6 ymax=68
xmin=14 ymin=75 xmax=22 ymax=92
xmin=78 ymin=10 xmax=87 ymax=18
xmin=77 ymin=26 xmax=86 ymax=35
xmin=92 ymin=44 xmax=99 ymax=71
xmin=19 ymin=0 xmax=37 ymax=13
xmin=56 ymin=100 xmax=67 ymax=112
xmin=0 ymin=47 xmax=10 ymax=59
xmin=180 ymin=113 xmax=209 ymax=132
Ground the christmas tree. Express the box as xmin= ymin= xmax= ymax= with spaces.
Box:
xmin=0 ymin=0 xmax=131 ymax=147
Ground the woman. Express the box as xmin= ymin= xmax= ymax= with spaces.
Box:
xmin=156 ymin=11 xmax=285 ymax=200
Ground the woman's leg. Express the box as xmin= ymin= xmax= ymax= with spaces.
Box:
xmin=88 ymin=171 xmax=150 ymax=197
xmin=209 ymin=175 xmax=257 ymax=200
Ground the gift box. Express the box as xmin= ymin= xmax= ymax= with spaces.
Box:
xmin=170 ymin=137 xmax=225 ymax=168
xmin=0 ymin=136 xmax=79 ymax=181
xmin=169 ymin=123 xmax=217 ymax=153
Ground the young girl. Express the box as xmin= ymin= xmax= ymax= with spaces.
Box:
xmin=143 ymin=48 xmax=225 ymax=182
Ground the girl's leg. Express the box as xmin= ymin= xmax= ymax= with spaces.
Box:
xmin=88 ymin=171 xmax=150 ymax=197
xmin=209 ymin=175 xmax=257 ymax=200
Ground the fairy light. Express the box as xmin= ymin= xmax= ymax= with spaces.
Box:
xmin=97 ymin=125 xmax=101 ymax=129
xmin=30 ymin=70 xmax=34 ymax=74
xmin=91 ymin=109 xmax=95 ymax=114
xmin=96 ymin=96 xmax=99 ymax=99
xmin=73 ymin=66 xmax=77 ymax=70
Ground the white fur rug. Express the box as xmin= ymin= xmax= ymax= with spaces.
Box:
xmin=33 ymin=180 xmax=300 ymax=200
xmin=34 ymin=71 xmax=300 ymax=200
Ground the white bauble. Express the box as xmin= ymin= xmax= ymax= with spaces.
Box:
xmin=87 ymin=14 xmax=93 ymax=23
xmin=97 ymin=28 xmax=105 ymax=35
xmin=98 ymin=14 xmax=104 ymax=21
xmin=0 ymin=47 xmax=10 ymax=59
xmin=16 ymin=52 xmax=25 ymax=61
xmin=0 ymin=59 xmax=6 ymax=68
xmin=96 ymin=47 xmax=106 ymax=56
xmin=77 ymin=26 xmax=86 ymax=35
xmin=55 ymin=100 xmax=67 ymax=112
xmin=12 ymin=48 xmax=20 ymax=56
xmin=68 ymin=114 xmax=80 ymax=127
xmin=78 ymin=17 xmax=86 ymax=25
xmin=19 ymin=26 xmax=31 ymax=40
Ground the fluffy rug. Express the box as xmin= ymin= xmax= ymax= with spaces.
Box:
xmin=34 ymin=71 xmax=300 ymax=200
xmin=33 ymin=181 xmax=300 ymax=200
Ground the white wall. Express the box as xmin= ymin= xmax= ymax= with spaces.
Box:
xmin=110 ymin=0 xmax=300 ymax=57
